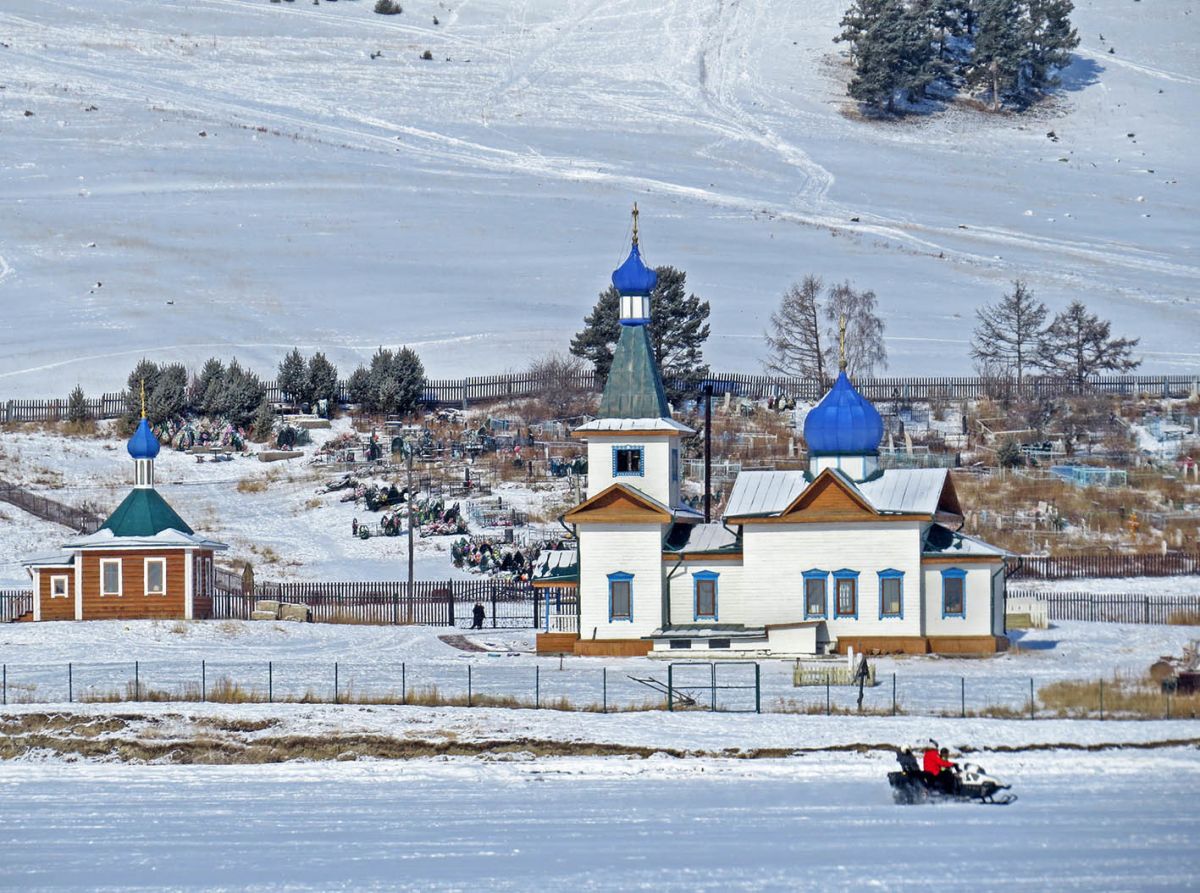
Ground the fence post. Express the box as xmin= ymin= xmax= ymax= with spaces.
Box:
xmin=535 ymin=665 xmax=540 ymax=709
xmin=710 ymin=663 xmax=717 ymax=712
xmin=202 ymin=660 xmax=206 ymax=702
xmin=492 ymin=587 xmax=497 ymax=629
xmin=334 ymin=662 xmax=339 ymax=704
xmin=960 ymin=677 xmax=965 ymax=718
xmin=755 ymin=663 xmax=761 ymax=715
xmin=825 ymin=673 xmax=830 ymax=716
xmin=2 ymin=664 xmax=5 ymax=705
xmin=135 ymin=661 xmax=140 ymax=701
xmin=402 ymin=662 xmax=406 ymax=705
xmin=68 ymin=663 xmax=73 ymax=703
xmin=1144 ymin=597 xmax=1150 ymax=625
xmin=892 ymin=673 xmax=896 ymax=716
xmin=602 ymin=667 xmax=607 ymax=714
xmin=667 ymin=664 xmax=674 ymax=712
xmin=268 ymin=662 xmax=273 ymax=703
xmin=1099 ymin=678 xmax=1104 ymax=720
xmin=447 ymin=586 xmax=455 ymax=627
xmin=1029 ymin=678 xmax=1034 ymax=720
xmin=468 ymin=664 xmax=472 ymax=707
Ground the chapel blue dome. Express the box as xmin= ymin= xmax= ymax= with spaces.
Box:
xmin=803 ymin=371 xmax=883 ymax=455
xmin=611 ymin=243 xmax=657 ymax=297
xmin=127 ymin=417 xmax=161 ymax=460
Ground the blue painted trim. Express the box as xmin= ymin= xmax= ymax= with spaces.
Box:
xmin=941 ymin=567 xmax=967 ymax=619
xmin=802 ymin=569 xmax=829 ymax=619
xmin=612 ymin=445 xmax=645 ymax=477
xmin=608 ymin=572 xmax=634 ymax=622
xmin=692 ymin=570 xmax=719 ymax=621
xmin=878 ymin=568 xmax=904 ymax=619
xmin=832 ymin=569 xmax=859 ymax=619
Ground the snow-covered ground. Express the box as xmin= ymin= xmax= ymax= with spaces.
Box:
xmin=1 ymin=0 xmax=1197 ymax=396
xmin=1 ymin=748 xmax=1198 ymax=891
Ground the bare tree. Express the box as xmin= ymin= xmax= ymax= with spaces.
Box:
xmin=528 ymin=351 xmax=592 ymax=420
xmin=765 ymin=276 xmax=826 ymax=380
xmin=1035 ymin=300 xmax=1140 ymax=385
xmin=824 ymin=280 xmax=887 ymax=377
xmin=970 ymin=280 xmax=1048 ymax=387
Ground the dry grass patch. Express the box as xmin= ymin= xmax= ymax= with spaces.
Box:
xmin=1037 ymin=674 xmax=1200 ymax=719
xmin=1166 ymin=611 xmax=1200 ymax=626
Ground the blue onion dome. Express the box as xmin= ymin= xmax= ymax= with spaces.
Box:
xmin=127 ymin=417 xmax=161 ymax=459
xmin=803 ymin=371 xmax=884 ymax=455
xmin=611 ymin=243 xmax=657 ymax=297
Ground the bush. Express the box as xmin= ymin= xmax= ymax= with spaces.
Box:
xmin=374 ymin=0 xmax=401 ymax=13
xmin=421 ymin=49 xmax=433 ymax=60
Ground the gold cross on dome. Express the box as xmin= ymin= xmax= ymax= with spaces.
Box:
xmin=631 ymin=202 xmax=640 ymax=245
xmin=140 ymin=377 xmax=147 ymax=419
xmin=838 ymin=315 xmax=848 ymax=373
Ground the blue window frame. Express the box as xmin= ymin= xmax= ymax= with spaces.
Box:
xmin=608 ymin=572 xmax=634 ymax=622
xmin=612 ymin=445 xmax=645 ymax=477
xmin=878 ymin=569 xmax=904 ymax=619
xmin=832 ymin=569 xmax=860 ymax=619
xmin=802 ymin=569 xmax=829 ymax=619
xmin=941 ymin=568 xmax=967 ymax=618
xmin=693 ymin=571 xmax=719 ymax=621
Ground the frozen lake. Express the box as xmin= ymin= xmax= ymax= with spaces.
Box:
xmin=1 ymin=750 xmax=1196 ymax=891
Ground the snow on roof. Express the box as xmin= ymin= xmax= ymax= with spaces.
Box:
xmin=64 ymin=527 xmax=228 ymax=551
xmin=922 ymin=524 xmax=1010 ymax=558
xmin=574 ymin=417 xmax=695 ymax=434
xmin=664 ymin=522 xmax=740 ymax=554
xmin=20 ymin=553 xmax=76 ymax=568
xmin=724 ymin=468 xmax=951 ymax=519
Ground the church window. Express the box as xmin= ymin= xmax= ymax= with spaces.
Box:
xmin=608 ymin=572 xmax=633 ymax=621
xmin=878 ymin=569 xmax=903 ymax=618
xmin=942 ymin=568 xmax=967 ymax=618
xmin=612 ymin=446 xmax=644 ymax=476
xmin=100 ymin=559 xmax=122 ymax=597
xmin=693 ymin=571 xmax=718 ymax=620
xmin=833 ymin=569 xmax=859 ymax=618
xmin=803 ymin=570 xmax=828 ymax=618
xmin=145 ymin=558 xmax=167 ymax=596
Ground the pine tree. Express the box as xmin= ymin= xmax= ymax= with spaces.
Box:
xmin=969 ymin=280 xmax=1048 ymax=387
xmin=1025 ymin=0 xmax=1079 ymax=91
xmin=1035 ymin=300 xmax=1140 ymax=385
xmin=346 ymin=366 xmax=372 ymax=408
xmin=306 ymin=352 xmax=339 ymax=408
xmin=125 ymin=359 xmax=160 ymax=420
xmin=847 ymin=0 xmax=935 ymax=112
xmin=764 ymin=276 xmax=827 ymax=381
xmin=67 ymin=385 xmax=90 ymax=424
xmin=148 ymin=363 xmax=189 ymax=425
xmin=277 ymin=348 xmax=307 ymax=406
xmin=193 ymin=358 xmax=225 ymax=416
xmin=824 ymin=281 xmax=888 ymax=377
xmin=252 ymin=398 xmax=276 ymax=444
xmin=835 ymin=0 xmax=888 ymax=63
xmin=392 ymin=347 xmax=425 ymax=416
xmin=570 ymin=266 xmax=711 ymax=399
xmin=367 ymin=348 xmax=395 ymax=414
xmin=218 ymin=360 xmax=266 ymax=428
xmin=969 ymin=0 xmax=1025 ymax=110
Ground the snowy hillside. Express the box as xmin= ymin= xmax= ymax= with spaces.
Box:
xmin=0 ymin=0 xmax=1196 ymax=395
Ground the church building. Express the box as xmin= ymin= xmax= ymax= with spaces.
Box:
xmin=540 ymin=211 xmax=1009 ymax=658
xmin=20 ymin=414 xmax=227 ymax=622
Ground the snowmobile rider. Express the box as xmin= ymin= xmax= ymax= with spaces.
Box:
xmin=923 ymin=746 xmax=959 ymax=793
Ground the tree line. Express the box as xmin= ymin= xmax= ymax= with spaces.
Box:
xmin=837 ymin=0 xmax=1080 ymax=114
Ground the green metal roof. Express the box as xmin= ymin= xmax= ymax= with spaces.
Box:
xmin=598 ymin=325 xmax=671 ymax=420
xmin=99 ymin=488 xmax=194 ymax=538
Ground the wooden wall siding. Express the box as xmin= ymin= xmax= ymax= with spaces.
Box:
xmin=4 ymin=373 xmax=1195 ymax=421
xmin=1008 ymin=552 xmax=1200 ymax=580
xmin=38 ymin=572 xmax=75 ymax=621
xmin=81 ymin=550 xmax=186 ymax=620
xmin=565 ymin=485 xmax=671 ymax=525
xmin=784 ymin=474 xmax=874 ymax=521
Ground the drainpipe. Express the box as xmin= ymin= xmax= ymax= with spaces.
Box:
xmin=704 ymin=384 xmax=713 ymax=523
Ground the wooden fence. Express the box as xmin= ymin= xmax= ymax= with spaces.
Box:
xmin=1009 ymin=552 xmax=1200 ymax=580
xmin=1007 ymin=591 xmax=1200 ymax=624
xmin=0 ymin=590 xmax=33 ymax=623
xmin=4 ymin=373 xmax=1197 ymax=422
xmin=210 ymin=578 xmax=558 ymax=628
xmin=0 ymin=480 xmax=103 ymax=533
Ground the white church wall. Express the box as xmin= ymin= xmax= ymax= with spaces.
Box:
xmin=585 ymin=436 xmax=677 ymax=506
xmin=738 ymin=521 xmax=925 ymax=637
xmin=921 ymin=564 xmax=1000 ymax=637
xmin=578 ymin=522 xmax=665 ymax=641
xmin=664 ymin=560 xmax=745 ymax=625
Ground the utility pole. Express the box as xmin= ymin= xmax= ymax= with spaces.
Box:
xmin=703 ymin=383 xmax=713 ymax=523
xmin=406 ymin=440 xmax=415 ymax=590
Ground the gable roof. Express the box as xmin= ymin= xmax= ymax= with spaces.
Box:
xmin=563 ymin=482 xmax=674 ymax=525
xmin=779 ymin=468 xmax=877 ymax=519
xmin=597 ymin=324 xmax=672 ymax=420
xmin=724 ymin=468 xmax=954 ymax=520
xmin=99 ymin=488 xmax=194 ymax=538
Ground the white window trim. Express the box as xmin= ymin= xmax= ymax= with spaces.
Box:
xmin=50 ymin=574 xmax=70 ymax=599
xmin=144 ymin=557 xmax=167 ymax=596
xmin=100 ymin=558 xmax=123 ymax=597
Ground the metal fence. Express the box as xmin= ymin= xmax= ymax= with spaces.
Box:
xmin=0 ymin=480 xmax=103 ymax=533
xmin=5 ymin=372 xmax=1197 ymax=422
xmin=1007 ymin=591 xmax=1200 ymax=624
xmin=1009 ymin=552 xmax=1200 ymax=580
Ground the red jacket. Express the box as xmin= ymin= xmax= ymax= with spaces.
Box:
xmin=923 ymin=749 xmax=955 ymax=775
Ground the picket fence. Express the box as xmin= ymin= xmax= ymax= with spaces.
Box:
xmin=4 ymin=373 xmax=1197 ymax=422
xmin=1007 ymin=591 xmax=1200 ymax=624
xmin=1009 ymin=552 xmax=1200 ymax=580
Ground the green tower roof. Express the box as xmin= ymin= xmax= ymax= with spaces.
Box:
xmin=99 ymin=488 xmax=194 ymax=538
xmin=598 ymin=325 xmax=671 ymax=420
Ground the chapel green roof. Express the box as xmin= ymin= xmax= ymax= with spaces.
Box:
xmin=99 ymin=488 xmax=194 ymax=538
xmin=598 ymin=324 xmax=671 ymax=420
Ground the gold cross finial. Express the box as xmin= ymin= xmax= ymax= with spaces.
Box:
xmin=631 ymin=202 xmax=640 ymax=246
xmin=140 ymin=377 xmax=147 ymax=419
xmin=838 ymin=315 xmax=848 ymax=373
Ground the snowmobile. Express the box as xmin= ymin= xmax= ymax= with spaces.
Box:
xmin=888 ymin=747 xmax=1017 ymax=805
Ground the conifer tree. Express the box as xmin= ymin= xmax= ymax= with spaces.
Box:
xmin=847 ymin=0 xmax=935 ymax=113
xmin=124 ymin=359 xmax=160 ymax=421
xmin=969 ymin=0 xmax=1025 ymax=110
xmin=148 ymin=363 xmax=189 ymax=425
xmin=252 ymin=398 xmax=276 ymax=444
xmin=346 ymin=366 xmax=372 ymax=408
xmin=277 ymin=348 xmax=307 ymax=406
xmin=1024 ymin=0 xmax=1079 ymax=90
xmin=67 ymin=385 xmax=90 ymax=424
xmin=1035 ymin=300 xmax=1140 ymax=385
xmin=392 ymin=347 xmax=425 ymax=416
xmin=969 ymin=280 xmax=1048 ymax=387
xmin=193 ymin=358 xmax=226 ymax=416
xmin=306 ymin=352 xmax=339 ymax=407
